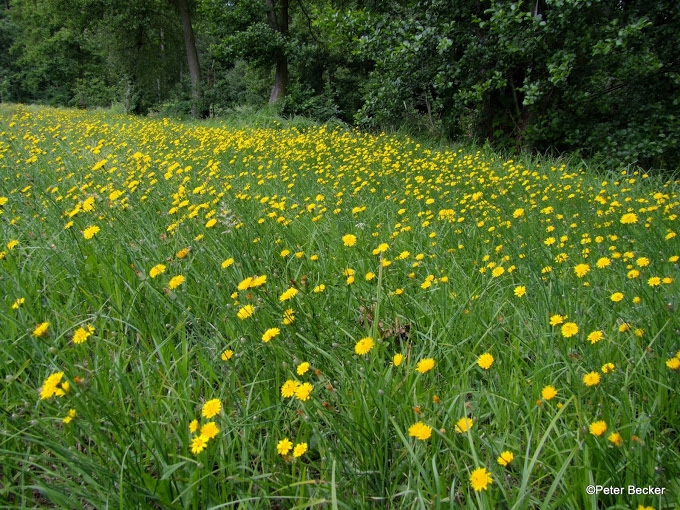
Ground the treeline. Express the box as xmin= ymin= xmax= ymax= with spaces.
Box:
xmin=1 ymin=0 xmax=679 ymax=169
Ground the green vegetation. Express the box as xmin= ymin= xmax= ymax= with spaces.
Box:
xmin=1 ymin=104 xmax=679 ymax=508
xmin=1 ymin=0 xmax=679 ymax=169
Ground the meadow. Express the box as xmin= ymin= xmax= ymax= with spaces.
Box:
xmin=0 ymin=103 xmax=679 ymax=509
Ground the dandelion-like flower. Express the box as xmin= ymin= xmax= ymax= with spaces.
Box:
xmin=620 ymin=213 xmax=638 ymax=224
xmin=202 ymin=399 xmax=221 ymax=418
xmin=497 ymin=451 xmax=514 ymax=467
xmin=408 ymin=421 xmax=432 ymax=440
xmin=393 ymin=353 xmax=404 ymax=366
xmin=608 ymin=432 xmax=623 ymax=446
xmin=587 ymin=331 xmax=604 ymax=344
xmin=83 ymin=225 xmax=100 ymax=239
xmin=477 ymin=353 xmax=494 ymax=370
xmin=513 ymin=286 xmax=526 ymax=298
xmin=589 ymin=420 xmax=607 ymax=436
xmin=168 ymin=275 xmax=185 ymax=289
xmin=262 ymin=327 xmax=280 ymax=343
xmin=583 ymin=372 xmax=601 ymax=386
xmin=342 ymin=234 xmax=357 ymax=247
xmin=277 ymin=438 xmax=293 ymax=456
xmin=294 ymin=382 xmax=313 ymax=401
xmin=416 ymin=358 xmax=435 ymax=374
xmin=281 ymin=380 xmax=300 ymax=398
xmin=72 ymin=325 xmax=95 ymax=344
xmin=32 ymin=322 xmax=50 ymax=338
xmin=469 ymin=467 xmax=493 ymax=492
xmin=237 ymin=305 xmax=255 ymax=320
xmin=574 ymin=264 xmax=590 ymax=278
xmin=279 ymin=287 xmax=298 ymax=301
xmin=561 ymin=322 xmax=579 ymax=338
xmin=191 ymin=435 xmax=208 ymax=454
xmin=200 ymin=422 xmax=219 ymax=439
xmin=293 ymin=443 xmax=308 ymax=457
xmin=355 ymin=336 xmax=375 ymax=355
xmin=296 ymin=362 xmax=310 ymax=375
xmin=455 ymin=417 xmax=473 ymax=433
xmin=541 ymin=385 xmax=558 ymax=400
xmin=149 ymin=264 xmax=166 ymax=278
xmin=221 ymin=349 xmax=234 ymax=361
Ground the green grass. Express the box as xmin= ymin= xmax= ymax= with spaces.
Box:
xmin=0 ymin=103 xmax=679 ymax=509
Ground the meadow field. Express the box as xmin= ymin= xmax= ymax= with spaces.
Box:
xmin=1 ymin=104 xmax=679 ymax=509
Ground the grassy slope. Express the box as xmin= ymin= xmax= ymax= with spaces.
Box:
xmin=1 ymin=104 xmax=679 ymax=509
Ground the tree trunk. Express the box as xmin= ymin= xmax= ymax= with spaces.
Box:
xmin=172 ymin=0 xmax=202 ymax=116
xmin=266 ymin=0 xmax=289 ymax=104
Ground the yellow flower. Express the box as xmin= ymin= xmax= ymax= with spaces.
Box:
xmin=589 ymin=420 xmax=607 ymax=436
xmin=601 ymin=362 xmax=615 ymax=374
xmin=491 ymin=266 xmax=505 ymax=277
xmin=477 ymin=353 xmax=494 ymax=370
xmin=221 ymin=349 xmax=234 ymax=361
xmin=587 ymin=331 xmax=604 ymax=344
xmin=365 ymin=271 xmax=376 ymax=281
xmin=281 ymin=380 xmax=300 ymax=398
xmin=279 ymin=288 xmax=298 ymax=301
xmin=627 ymin=269 xmax=640 ymax=279
xmin=372 ymin=243 xmax=389 ymax=255
xmin=83 ymin=225 xmax=100 ymax=239
xmin=277 ymin=438 xmax=293 ymax=456
xmin=33 ymin=322 xmax=50 ymax=338
xmin=342 ymin=234 xmax=357 ymax=247
xmin=294 ymin=382 xmax=313 ymax=401
xmin=574 ymin=264 xmax=590 ymax=277
xmin=62 ymin=409 xmax=76 ymax=424
xmin=7 ymin=239 xmax=18 ymax=249
xmin=497 ymin=451 xmax=514 ymax=467
xmin=293 ymin=443 xmax=308 ymax=458
xmin=355 ymin=336 xmax=375 ymax=355
xmin=39 ymin=372 xmax=64 ymax=400
xmin=176 ymin=248 xmax=189 ymax=259
xmin=561 ymin=322 xmax=579 ymax=338
xmin=262 ymin=327 xmax=281 ymax=343
xmin=416 ymin=358 xmax=436 ymax=374
xmin=393 ymin=353 xmax=404 ymax=367
xmin=189 ymin=419 xmax=198 ymax=433
xmin=282 ymin=308 xmax=295 ymax=325
xmin=608 ymin=432 xmax=623 ymax=447
xmin=455 ymin=417 xmax=473 ymax=433
xmin=205 ymin=218 xmax=217 ymax=228
xmin=296 ymin=362 xmax=310 ymax=375
xmin=408 ymin=421 xmax=432 ymax=440
xmin=469 ymin=467 xmax=493 ymax=492
xmin=11 ymin=297 xmax=25 ymax=309
xmin=221 ymin=258 xmax=234 ymax=268
xmin=610 ymin=292 xmax=624 ymax=302
xmin=168 ymin=275 xmax=185 ymax=290
xmin=280 ymin=249 xmax=290 ymax=257
xmin=72 ymin=325 xmax=95 ymax=344
xmin=513 ymin=285 xmax=526 ymax=298
xmin=636 ymin=257 xmax=650 ymax=267
xmin=190 ymin=435 xmax=208 ymax=454
xmin=666 ymin=357 xmax=680 ymax=370
xmin=313 ymin=284 xmax=325 ymax=293
xmin=202 ymin=399 xmax=221 ymax=418
xmin=620 ymin=213 xmax=638 ymax=224
xmin=237 ymin=305 xmax=255 ymax=320
xmin=549 ymin=314 xmax=565 ymax=326
xmin=149 ymin=264 xmax=166 ymax=278
xmin=596 ymin=257 xmax=611 ymax=268
xmin=583 ymin=372 xmax=601 ymax=386
xmin=541 ymin=385 xmax=558 ymax=400
xmin=200 ymin=422 xmax=219 ymax=439
xmin=513 ymin=208 xmax=524 ymax=218
xmin=647 ymin=276 xmax=661 ymax=287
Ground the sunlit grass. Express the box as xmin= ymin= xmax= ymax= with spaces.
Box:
xmin=1 ymin=103 xmax=679 ymax=508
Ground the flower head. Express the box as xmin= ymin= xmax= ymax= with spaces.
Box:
xmin=149 ymin=264 xmax=166 ymax=278
xmin=293 ymin=443 xmax=308 ymax=458
xmin=221 ymin=349 xmax=234 ymax=361
xmin=277 ymin=438 xmax=293 ymax=456
xmin=32 ymin=322 xmax=50 ymax=338
xmin=589 ymin=420 xmax=607 ymax=436
xmin=83 ymin=225 xmax=100 ymax=239
xmin=168 ymin=275 xmax=185 ymax=289
xmin=408 ymin=421 xmax=432 ymax=440
xmin=561 ymin=322 xmax=579 ymax=338
xmin=587 ymin=331 xmax=604 ymax=344
xmin=583 ymin=372 xmax=601 ymax=387
xmin=296 ymin=362 xmax=310 ymax=375
xmin=237 ymin=305 xmax=255 ymax=320
xmin=393 ymin=353 xmax=404 ymax=367
xmin=294 ymin=382 xmax=313 ymax=401
xmin=470 ymin=467 xmax=493 ymax=492
xmin=73 ymin=325 xmax=95 ymax=344
xmin=279 ymin=288 xmax=298 ymax=302
xmin=416 ymin=358 xmax=436 ymax=374
xmin=455 ymin=417 xmax=474 ymax=434
xmin=200 ymin=422 xmax=220 ymax=439
xmin=262 ymin=327 xmax=281 ymax=343
xmin=497 ymin=451 xmax=514 ymax=467
xmin=191 ymin=435 xmax=208 ymax=455
xmin=281 ymin=380 xmax=300 ymax=398
xmin=202 ymin=399 xmax=221 ymax=418
xmin=513 ymin=285 xmax=526 ymax=298
xmin=342 ymin=234 xmax=357 ymax=247
xmin=541 ymin=385 xmax=558 ymax=401
xmin=355 ymin=336 xmax=375 ymax=355
xmin=477 ymin=353 xmax=494 ymax=370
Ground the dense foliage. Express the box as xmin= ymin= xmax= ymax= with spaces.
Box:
xmin=1 ymin=0 xmax=679 ymax=168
